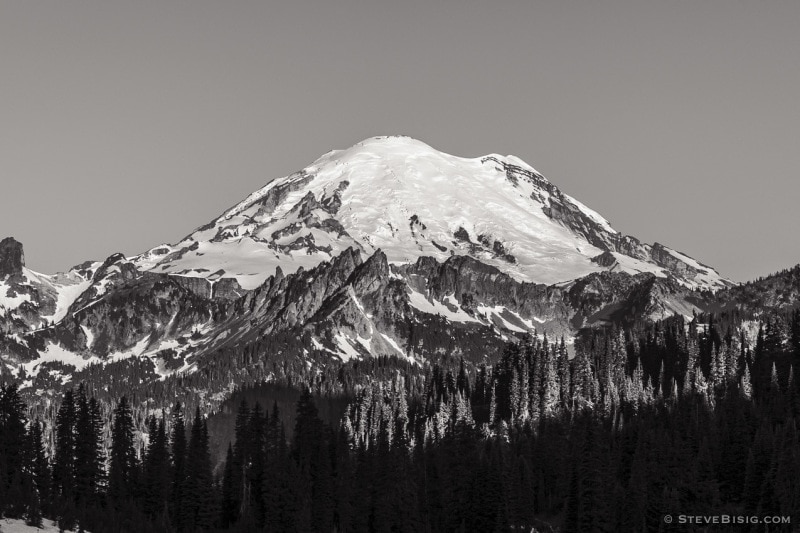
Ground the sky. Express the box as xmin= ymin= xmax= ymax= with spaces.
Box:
xmin=1 ymin=1 xmax=798 ymax=282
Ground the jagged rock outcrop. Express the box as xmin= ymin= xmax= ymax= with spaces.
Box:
xmin=399 ymin=254 xmax=568 ymax=326
xmin=31 ymin=274 xmax=217 ymax=358
xmin=0 ymin=237 xmax=25 ymax=279
xmin=213 ymin=278 xmax=245 ymax=300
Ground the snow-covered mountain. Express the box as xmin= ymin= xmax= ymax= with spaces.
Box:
xmin=133 ymin=136 xmax=729 ymax=292
xmin=1 ymin=135 xmax=740 ymax=402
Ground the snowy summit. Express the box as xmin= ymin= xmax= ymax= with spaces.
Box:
xmin=133 ymin=135 xmax=729 ymax=291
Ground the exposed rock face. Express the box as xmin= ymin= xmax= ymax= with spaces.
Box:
xmin=170 ymin=275 xmax=213 ymax=298
xmin=400 ymin=255 xmax=568 ymax=325
xmin=168 ymin=270 xmax=246 ymax=300
xmin=591 ymin=251 xmax=618 ymax=268
xmin=649 ymin=243 xmax=700 ymax=278
xmin=213 ymin=278 xmax=245 ymax=300
xmin=33 ymin=275 xmax=217 ymax=358
xmin=567 ymin=270 xmax=704 ymax=325
xmin=0 ymin=237 xmax=25 ymax=279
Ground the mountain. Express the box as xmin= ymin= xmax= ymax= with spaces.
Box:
xmin=133 ymin=136 xmax=728 ymax=291
xmin=5 ymin=136 xmax=798 ymax=533
xmin=0 ymin=136 xmax=743 ymax=404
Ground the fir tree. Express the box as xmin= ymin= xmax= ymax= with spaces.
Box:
xmin=108 ymin=396 xmax=138 ymax=505
xmin=219 ymin=443 xmax=237 ymax=528
xmin=183 ymin=408 xmax=215 ymax=530
xmin=52 ymin=388 xmax=77 ymax=503
xmin=142 ymin=414 xmax=171 ymax=520
xmin=0 ymin=384 xmax=30 ymax=518
xmin=171 ymin=403 xmax=188 ymax=531
xmin=74 ymin=384 xmax=104 ymax=509
xmin=28 ymin=418 xmax=51 ymax=517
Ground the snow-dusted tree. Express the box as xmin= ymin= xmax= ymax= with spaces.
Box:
xmin=557 ymin=337 xmax=571 ymax=407
xmin=542 ymin=345 xmax=560 ymax=417
xmin=740 ymin=364 xmax=753 ymax=400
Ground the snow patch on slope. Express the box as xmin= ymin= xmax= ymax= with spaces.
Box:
xmin=21 ymin=342 xmax=101 ymax=375
xmin=334 ymin=332 xmax=362 ymax=362
xmin=0 ymin=518 xmax=82 ymax=533
xmin=407 ymin=289 xmax=480 ymax=323
xmin=0 ymin=287 xmax=31 ymax=308
xmin=46 ymin=277 xmax=93 ymax=322
xmin=476 ymin=305 xmax=543 ymax=333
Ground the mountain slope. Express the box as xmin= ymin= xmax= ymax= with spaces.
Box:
xmin=132 ymin=136 xmax=730 ymax=291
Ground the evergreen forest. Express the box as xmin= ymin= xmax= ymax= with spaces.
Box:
xmin=1 ymin=310 xmax=799 ymax=532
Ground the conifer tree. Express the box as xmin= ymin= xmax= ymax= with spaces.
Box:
xmin=74 ymin=384 xmax=104 ymax=509
xmin=53 ymin=390 xmax=76 ymax=481
xmin=28 ymin=418 xmax=51 ymax=517
xmin=108 ymin=396 xmax=138 ymax=506
xmin=0 ymin=384 xmax=30 ymax=518
xmin=557 ymin=336 xmax=571 ymax=406
xmin=293 ymin=388 xmax=335 ymax=532
xmin=171 ymin=403 xmax=188 ymax=531
xmin=220 ymin=443 xmax=237 ymax=528
xmin=230 ymin=399 xmax=249 ymax=521
xmin=142 ymin=414 xmax=171 ymax=519
xmin=52 ymin=387 xmax=77 ymax=525
xmin=183 ymin=408 xmax=215 ymax=530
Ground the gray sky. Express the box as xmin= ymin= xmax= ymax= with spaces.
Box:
xmin=1 ymin=1 xmax=798 ymax=282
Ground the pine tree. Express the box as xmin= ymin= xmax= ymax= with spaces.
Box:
xmin=28 ymin=418 xmax=51 ymax=517
xmin=74 ymin=384 xmax=104 ymax=509
xmin=542 ymin=338 xmax=561 ymax=418
xmin=183 ymin=408 xmax=215 ymax=530
xmin=742 ymin=423 xmax=773 ymax=513
xmin=220 ymin=443 xmax=237 ymax=528
xmin=293 ymin=388 xmax=335 ymax=532
xmin=557 ymin=336 xmax=571 ymax=407
xmin=108 ymin=396 xmax=139 ymax=506
xmin=0 ymin=384 xmax=30 ymax=518
xmin=563 ymin=465 xmax=581 ymax=533
xmin=142 ymin=414 xmax=171 ymax=519
xmin=52 ymin=387 xmax=77 ymax=523
xmin=740 ymin=364 xmax=753 ymax=399
xmin=230 ymin=399 xmax=249 ymax=522
xmin=246 ymin=402 xmax=267 ymax=526
xmin=171 ymin=403 xmax=188 ymax=531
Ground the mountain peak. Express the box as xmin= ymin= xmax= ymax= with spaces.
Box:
xmin=0 ymin=237 xmax=25 ymax=278
xmin=131 ymin=138 xmax=730 ymax=292
xmin=353 ymin=134 xmax=432 ymax=149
